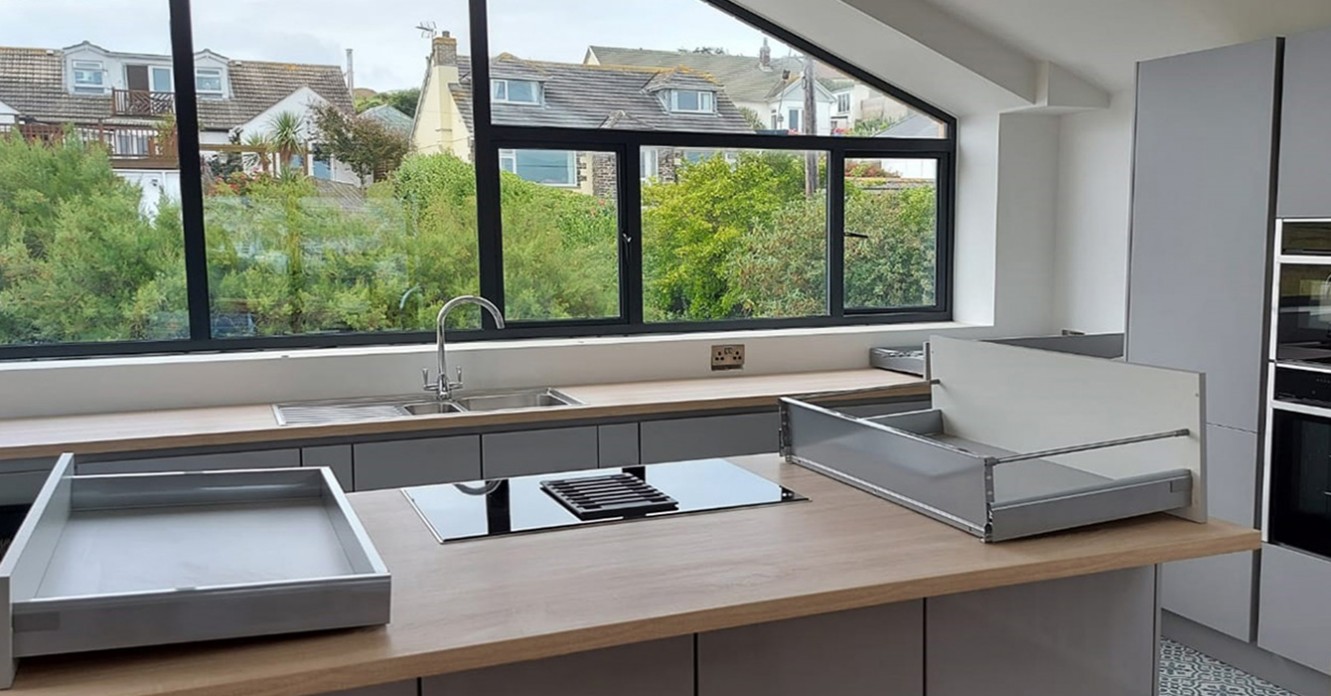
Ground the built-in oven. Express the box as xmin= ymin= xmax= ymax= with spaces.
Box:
xmin=1267 ymin=365 xmax=1331 ymax=559
xmin=1273 ymin=220 xmax=1331 ymax=364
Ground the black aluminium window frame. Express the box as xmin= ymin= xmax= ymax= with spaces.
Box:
xmin=0 ymin=0 xmax=956 ymax=361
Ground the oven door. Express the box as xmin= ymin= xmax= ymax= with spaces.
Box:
xmin=1269 ymin=401 xmax=1331 ymax=559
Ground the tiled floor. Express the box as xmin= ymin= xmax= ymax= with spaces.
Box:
xmin=1160 ymin=639 xmax=1297 ymax=696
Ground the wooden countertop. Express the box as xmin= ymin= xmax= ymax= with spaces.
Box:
xmin=9 ymin=454 xmax=1259 ymax=696
xmin=0 ymin=369 xmax=927 ymax=461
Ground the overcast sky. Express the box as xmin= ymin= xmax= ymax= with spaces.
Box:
xmin=0 ymin=0 xmax=795 ymax=92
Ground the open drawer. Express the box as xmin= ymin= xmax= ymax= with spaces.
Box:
xmin=1 ymin=454 xmax=390 ymax=688
xmin=782 ymin=336 xmax=1207 ymax=542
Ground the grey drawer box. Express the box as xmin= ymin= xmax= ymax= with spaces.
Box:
xmin=77 ymin=448 xmax=300 ymax=475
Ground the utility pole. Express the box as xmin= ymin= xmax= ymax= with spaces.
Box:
xmin=802 ymin=53 xmax=818 ymax=196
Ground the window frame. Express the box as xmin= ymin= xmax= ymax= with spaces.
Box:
xmin=150 ymin=65 xmax=174 ymax=92
xmin=499 ymin=147 xmax=578 ymax=187
xmin=836 ymin=91 xmax=851 ymax=114
xmin=491 ymin=78 xmax=540 ymax=105
xmin=194 ymin=67 xmax=223 ymax=96
xmin=668 ymin=89 xmax=715 ymax=114
xmin=0 ymin=0 xmax=956 ymax=361
xmin=71 ymin=60 xmax=106 ymax=94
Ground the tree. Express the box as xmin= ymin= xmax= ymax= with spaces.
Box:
xmin=739 ymin=107 xmax=765 ymax=131
xmin=311 ymin=104 xmax=410 ymax=182
xmin=683 ymin=47 xmax=729 ymax=55
xmin=355 ymin=88 xmax=421 ymax=118
xmin=267 ymin=111 xmax=307 ymax=172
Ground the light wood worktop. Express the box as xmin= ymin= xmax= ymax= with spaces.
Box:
xmin=8 ymin=454 xmax=1259 ymax=696
xmin=0 ymin=369 xmax=927 ymax=460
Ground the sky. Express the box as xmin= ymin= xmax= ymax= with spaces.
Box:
xmin=0 ymin=0 xmax=798 ymax=92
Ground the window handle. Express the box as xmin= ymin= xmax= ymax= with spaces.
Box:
xmin=845 ymin=231 xmax=869 ymax=239
xmin=621 ymin=233 xmax=634 ymax=244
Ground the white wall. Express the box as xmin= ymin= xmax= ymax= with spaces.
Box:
xmin=1052 ymin=89 xmax=1135 ymax=333
xmin=116 ymin=169 xmax=181 ymax=217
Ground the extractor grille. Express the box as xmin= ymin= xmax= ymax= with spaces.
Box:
xmin=540 ymin=473 xmax=679 ymax=521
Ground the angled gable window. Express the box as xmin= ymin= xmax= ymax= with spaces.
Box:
xmin=194 ymin=67 xmax=223 ymax=95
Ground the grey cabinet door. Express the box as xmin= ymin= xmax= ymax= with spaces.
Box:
xmin=1258 ymin=544 xmax=1331 ymax=675
xmin=1160 ymin=423 xmax=1260 ymax=640
xmin=320 ymin=680 xmax=417 ymax=696
xmin=353 ymin=435 xmax=480 ymax=491
xmin=77 ymin=448 xmax=300 ymax=475
xmin=639 ymin=412 xmax=780 ymax=464
xmin=928 ymin=566 xmax=1157 ymax=696
xmin=697 ymin=602 xmax=923 ymax=696
xmin=304 ymin=445 xmax=353 ymax=491
xmin=1126 ymin=38 xmax=1278 ymax=434
xmin=1279 ymin=27 xmax=1331 ymax=218
xmin=422 ymin=636 xmax=692 ymax=696
xmin=481 ymin=426 xmax=599 ymax=478
xmin=597 ymin=423 xmax=639 ymax=468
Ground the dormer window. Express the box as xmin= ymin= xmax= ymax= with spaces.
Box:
xmin=668 ymin=89 xmax=715 ymax=114
xmin=195 ymin=68 xmax=224 ymax=96
xmin=492 ymin=79 xmax=540 ymax=105
xmin=71 ymin=60 xmax=105 ymax=94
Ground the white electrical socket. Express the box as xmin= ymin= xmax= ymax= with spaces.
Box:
xmin=711 ymin=344 xmax=745 ymax=371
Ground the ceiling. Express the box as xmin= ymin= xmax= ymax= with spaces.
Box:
xmin=918 ymin=0 xmax=1331 ymax=92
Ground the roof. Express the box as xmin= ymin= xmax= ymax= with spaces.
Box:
xmin=360 ymin=104 xmax=413 ymax=138
xmin=449 ymin=54 xmax=753 ymax=134
xmin=0 ymin=45 xmax=354 ymax=131
xmin=876 ymin=112 xmax=945 ymax=138
xmin=587 ymin=45 xmax=855 ymax=107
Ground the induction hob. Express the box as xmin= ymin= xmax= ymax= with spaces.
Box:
xmin=403 ymin=458 xmax=806 ymax=543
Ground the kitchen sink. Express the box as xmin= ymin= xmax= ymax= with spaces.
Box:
xmin=448 ymin=388 xmax=580 ymax=412
xmin=274 ymin=388 xmax=580 ymax=425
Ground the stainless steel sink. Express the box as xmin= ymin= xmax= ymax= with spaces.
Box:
xmin=448 ymin=388 xmax=581 ymax=412
xmin=274 ymin=388 xmax=580 ymax=425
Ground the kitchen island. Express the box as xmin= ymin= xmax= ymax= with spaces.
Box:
xmin=5 ymin=453 xmax=1257 ymax=696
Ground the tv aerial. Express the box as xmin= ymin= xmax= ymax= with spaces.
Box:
xmin=416 ymin=21 xmax=438 ymax=39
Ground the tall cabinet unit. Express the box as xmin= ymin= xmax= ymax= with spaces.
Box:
xmin=1126 ymin=38 xmax=1280 ymax=641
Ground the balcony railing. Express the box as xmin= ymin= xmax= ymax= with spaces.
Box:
xmin=0 ymin=122 xmax=179 ymax=168
xmin=112 ymin=89 xmax=176 ymax=117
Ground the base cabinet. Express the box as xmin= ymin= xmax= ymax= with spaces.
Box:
xmin=321 ymin=680 xmax=417 ymax=696
xmin=927 ymin=566 xmax=1157 ymax=696
xmin=76 ymin=448 xmax=300 ymax=475
xmin=421 ymin=637 xmax=692 ymax=696
xmin=353 ymin=435 xmax=481 ymax=491
xmin=1258 ymin=544 xmax=1331 ymax=675
xmin=639 ymin=412 xmax=780 ymax=464
xmin=697 ymin=603 xmax=923 ymax=696
xmin=303 ymin=445 xmax=353 ymax=491
xmin=481 ymin=427 xmax=599 ymax=478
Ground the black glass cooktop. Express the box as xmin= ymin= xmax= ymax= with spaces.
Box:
xmin=403 ymin=458 xmax=806 ymax=543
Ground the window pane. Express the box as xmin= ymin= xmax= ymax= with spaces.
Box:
xmin=491 ymin=80 xmax=507 ymax=100
xmin=195 ymin=69 xmax=222 ymax=94
xmin=674 ymin=90 xmax=700 ymax=111
xmin=843 ymin=157 xmax=938 ymax=309
xmin=500 ymin=149 xmax=619 ymax=321
xmin=0 ymin=2 xmax=188 ymax=347
xmin=191 ymin=0 xmax=482 ymax=336
xmin=506 ymin=80 xmax=537 ymax=103
xmin=485 ymin=0 xmax=944 ymax=137
xmin=151 ymin=66 xmax=173 ymax=92
xmin=643 ymin=148 xmax=826 ymax=322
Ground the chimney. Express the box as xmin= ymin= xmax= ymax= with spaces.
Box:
xmin=758 ymin=38 xmax=771 ymax=71
xmin=345 ymin=48 xmax=355 ymax=92
xmin=432 ymin=31 xmax=458 ymax=67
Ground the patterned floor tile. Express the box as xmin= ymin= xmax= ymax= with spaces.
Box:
xmin=1160 ymin=639 xmax=1298 ymax=696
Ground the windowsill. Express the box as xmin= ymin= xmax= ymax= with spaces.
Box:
xmin=0 ymin=320 xmax=979 ymax=373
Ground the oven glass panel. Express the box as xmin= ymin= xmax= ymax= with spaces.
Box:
xmin=1269 ymin=407 xmax=1331 ymax=559
xmin=1275 ymin=264 xmax=1331 ymax=360
xmin=1282 ymin=221 xmax=1331 ymax=255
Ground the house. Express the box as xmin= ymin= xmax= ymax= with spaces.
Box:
xmin=360 ymin=104 xmax=414 ymax=140
xmin=584 ymin=42 xmax=910 ymax=134
xmin=412 ymin=33 xmax=753 ymax=195
xmin=0 ymin=41 xmax=358 ymax=212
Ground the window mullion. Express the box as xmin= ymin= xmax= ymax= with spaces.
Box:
xmin=828 ymin=149 xmax=846 ymax=318
xmin=167 ymin=0 xmax=210 ymax=341
xmin=622 ymin=146 xmax=644 ymax=325
xmin=470 ymin=0 xmax=504 ymax=327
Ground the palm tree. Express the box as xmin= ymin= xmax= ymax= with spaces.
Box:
xmin=242 ymin=131 xmax=275 ymax=173
xmin=267 ymin=111 xmax=306 ymax=175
